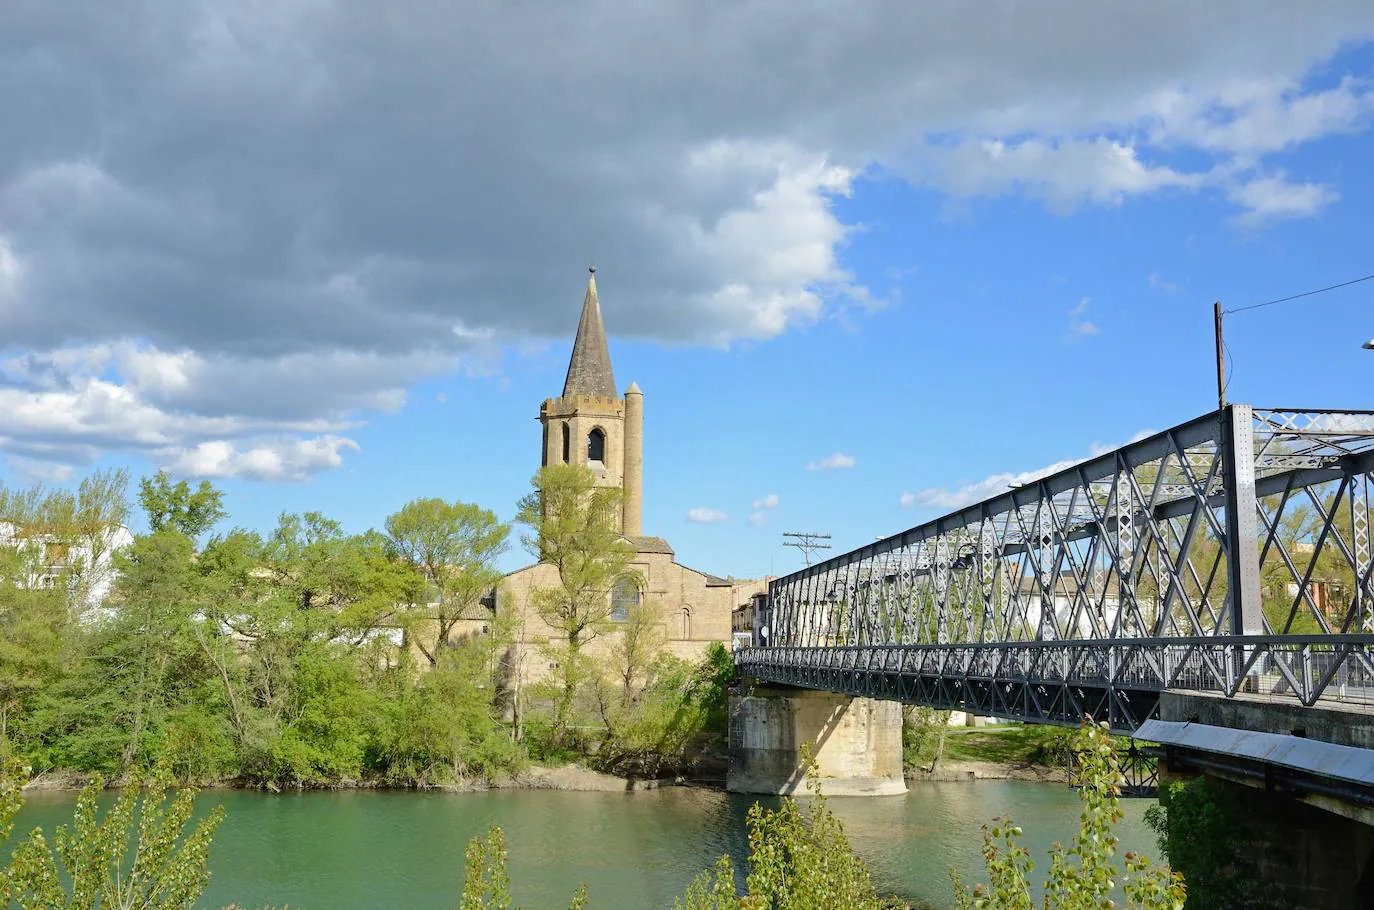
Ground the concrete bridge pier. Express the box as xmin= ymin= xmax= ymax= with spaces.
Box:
xmin=726 ymin=685 xmax=905 ymax=796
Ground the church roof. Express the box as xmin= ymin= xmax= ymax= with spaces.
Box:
xmin=626 ymin=535 xmax=674 ymax=555
xmin=562 ymin=269 xmax=618 ymax=399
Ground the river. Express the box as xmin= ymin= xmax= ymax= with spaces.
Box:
xmin=12 ymin=781 xmax=1159 ymax=909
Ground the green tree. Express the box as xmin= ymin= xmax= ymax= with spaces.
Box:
xmin=379 ymin=638 xmax=522 ymax=786
xmin=0 ymin=471 xmax=130 ymax=751
xmin=1145 ymin=776 xmax=1280 ymax=910
xmin=951 ymin=722 xmax=1185 ymax=910
xmin=138 ymin=471 xmax=226 ymax=538
xmin=189 ymin=517 xmax=409 ymax=785
xmin=385 ymin=497 xmax=510 ymax=666
xmin=1 ymin=759 xmax=223 ymax=910
xmin=516 ymin=465 xmax=636 ymax=744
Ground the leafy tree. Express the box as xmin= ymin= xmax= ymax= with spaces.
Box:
xmin=385 ymin=497 xmax=510 ymax=666
xmin=951 ymin=722 xmax=1185 ymax=910
xmin=192 ymin=516 xmax=409 ymax=785
xmin=516 ymin=465 xmax=636 ymax=743
xmin=1145 ymin=776 xmax=1280 ymax=910
xmin=594 ymin=645 xmax=735 ymax=777
xmin=0 ymin=471 xmax=130 ymax=750
xmin=138 ymin=471 xmax=226 ymax=538
xmin=611 ymin=596 xmax=667 ymax=698
xmin=902 ymin=706 xmax=952 ymax=773
xmin=1 ymin=759 xmax=224 ymax=910
xmin=378 ymin=639 xmax=522 ymax=785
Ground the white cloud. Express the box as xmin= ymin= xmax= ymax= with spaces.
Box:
xmin=160 ymin=436 xmax=360 ymax=483
xmin=5 ymin=455 xmax=76 ymax=484
xmin=1148 ymin=273 xmax=1180 ymax=294
xmin=748 ymin=512 xmax=767 ymax=526
xmin=1066 ymin=296 xmax=1101 ymax=337
xmin=753 ymin=493 xmax=780 ymax=510
xmin=901 ymin=429 xmax=1156 ymax=511
xmin=686 ymin=507 xmax=729 ymax=524
xmin=807 ymin=453 xmax=857 ymax=471
xmin=920 ymin=138 xmax=1204 ymax=210
xmin=1149 ymin=76 xmax=1374 ymax=155
xmin=1228 ymin=174 xmax=1340 ymax=226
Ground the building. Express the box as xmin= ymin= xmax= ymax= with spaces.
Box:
xmin=0 ymin=520 xmax=134 ymax=615
xmin=494 ymin=269 xmax=765 ymax=680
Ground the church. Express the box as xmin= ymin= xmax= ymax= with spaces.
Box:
xmin=493 ymin=269 xmax=764 ymax=680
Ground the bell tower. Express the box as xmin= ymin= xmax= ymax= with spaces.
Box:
xmin=539 ymin=268 xmax=644 ymax=536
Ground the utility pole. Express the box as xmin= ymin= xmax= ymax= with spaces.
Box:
xmin=1214 ymin=301 xmax=1226 ymax=411
xmin=783 ymin=531 xmax=832 ymax=566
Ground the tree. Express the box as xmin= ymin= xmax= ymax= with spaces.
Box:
xmin=193 ymin=515 xmax=410 ymax=785
xmin=0 ymin=471 xmax=130 ymax=748
xmin=138 ymin=471 xmax=226 ymax=538
xmin=385 ymin=498 xmax=510 ymax=666
xmin=951 ymin=721 xmax=1185 ymax=910
xmin=515 ymin=465 xmax=636 ymax=743
xmin=2 ymin=758 xmax=224 ymax=910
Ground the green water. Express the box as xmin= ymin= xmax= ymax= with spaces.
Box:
xmin=12 ymin=782 xmax=1158 ymax=909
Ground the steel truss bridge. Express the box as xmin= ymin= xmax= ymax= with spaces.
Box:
xmin=737 ymin=405 xmax=1374 ymax=734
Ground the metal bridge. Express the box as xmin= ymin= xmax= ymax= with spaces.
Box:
xmin=736 ymin=405 xmax=1374 ymax=734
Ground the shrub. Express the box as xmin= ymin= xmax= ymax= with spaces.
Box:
xmin=951 ymin=722 xmax=1185 ymax=910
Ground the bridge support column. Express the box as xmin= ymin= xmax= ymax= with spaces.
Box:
xmin=727 ymin=686 xmax=905 ymax=796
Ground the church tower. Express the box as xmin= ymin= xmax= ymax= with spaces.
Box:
xmin=540 ymin=268 xmax=645 ymax=537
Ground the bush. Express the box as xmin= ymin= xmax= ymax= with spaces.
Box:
xmin=1145 ymin=776 xmax=1280 ymax=910
xmin=1 ymin=758 xmax=224 ymax=910
xmin=951 ymin=722 xmax=1185 ymax=910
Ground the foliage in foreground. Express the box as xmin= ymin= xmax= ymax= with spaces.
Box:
xmin=951 ymin=723 xmax=1185 ymax=910
xmin=0 ymin=758 xmax=222 ymax=910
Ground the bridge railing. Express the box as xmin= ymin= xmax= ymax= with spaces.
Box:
xmin=738 ymin=635 xmax=1374 ymax=711
xmin=759 ymin=405 xmax=1374 ymax=653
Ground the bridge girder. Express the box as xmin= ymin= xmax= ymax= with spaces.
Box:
xmin=743 ymin=405 xmax=1374 ymax=731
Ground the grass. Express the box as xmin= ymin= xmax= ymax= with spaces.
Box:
xmin=941 ymin=724 xmax=1076 ymax=767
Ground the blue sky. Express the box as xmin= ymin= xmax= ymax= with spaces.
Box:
xmin=1 ymin=5 xmax=1372 ymax=578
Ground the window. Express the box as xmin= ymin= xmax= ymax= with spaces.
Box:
xmin=562 ymin=424 xmax=571 ymax=463
xmin=680 ymin=606 xmax=692 ymax=640
xmin=588 ymin=427 xmax=606 ymax=463
xmin=611 ymin=577 xmax=639 ymax=622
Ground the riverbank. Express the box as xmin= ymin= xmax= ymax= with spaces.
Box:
xmin=17 ymin=762 xmax=688 ymax=794
xmin=905 ymin=724 xmax=1074 ymax=784
xmin=906 ymin=759 xmax=1066 ymax=783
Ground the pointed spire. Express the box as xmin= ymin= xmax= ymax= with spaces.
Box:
xmin=562 ymin=266 xmax=618 ymax=398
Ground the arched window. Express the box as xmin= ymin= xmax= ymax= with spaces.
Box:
xmin=611 ymin=577 xmax=639 ymax=622
xmin=680 ymin=606 xmax=692 ymax=640
xmin=561 ymin=424 xmax=571 ymax=463
xmin=587 ymin=427 xmax=606 ymax=463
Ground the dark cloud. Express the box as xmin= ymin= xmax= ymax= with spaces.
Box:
xmin=1 ymin=0 xmax=1371 ymax=477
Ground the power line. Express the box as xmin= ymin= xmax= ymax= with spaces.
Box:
xmin=1224 ymin=273 xmax=1374 ymax=315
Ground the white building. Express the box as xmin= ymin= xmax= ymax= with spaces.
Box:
xmin=0 ymin=521 xmax=135 ymax=615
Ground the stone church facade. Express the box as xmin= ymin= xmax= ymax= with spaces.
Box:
xmin=495 ymin=269 xmax=764 ymax=681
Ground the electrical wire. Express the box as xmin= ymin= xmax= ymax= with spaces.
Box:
xmin=1222 ymin=338 xmax=1234 ymax=397
xmin=1224 ymin=273 xmax=1374 ymax=315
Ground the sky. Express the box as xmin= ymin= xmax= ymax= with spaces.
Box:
xmin=1 ymin=2 xmax=1373 ymax=578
